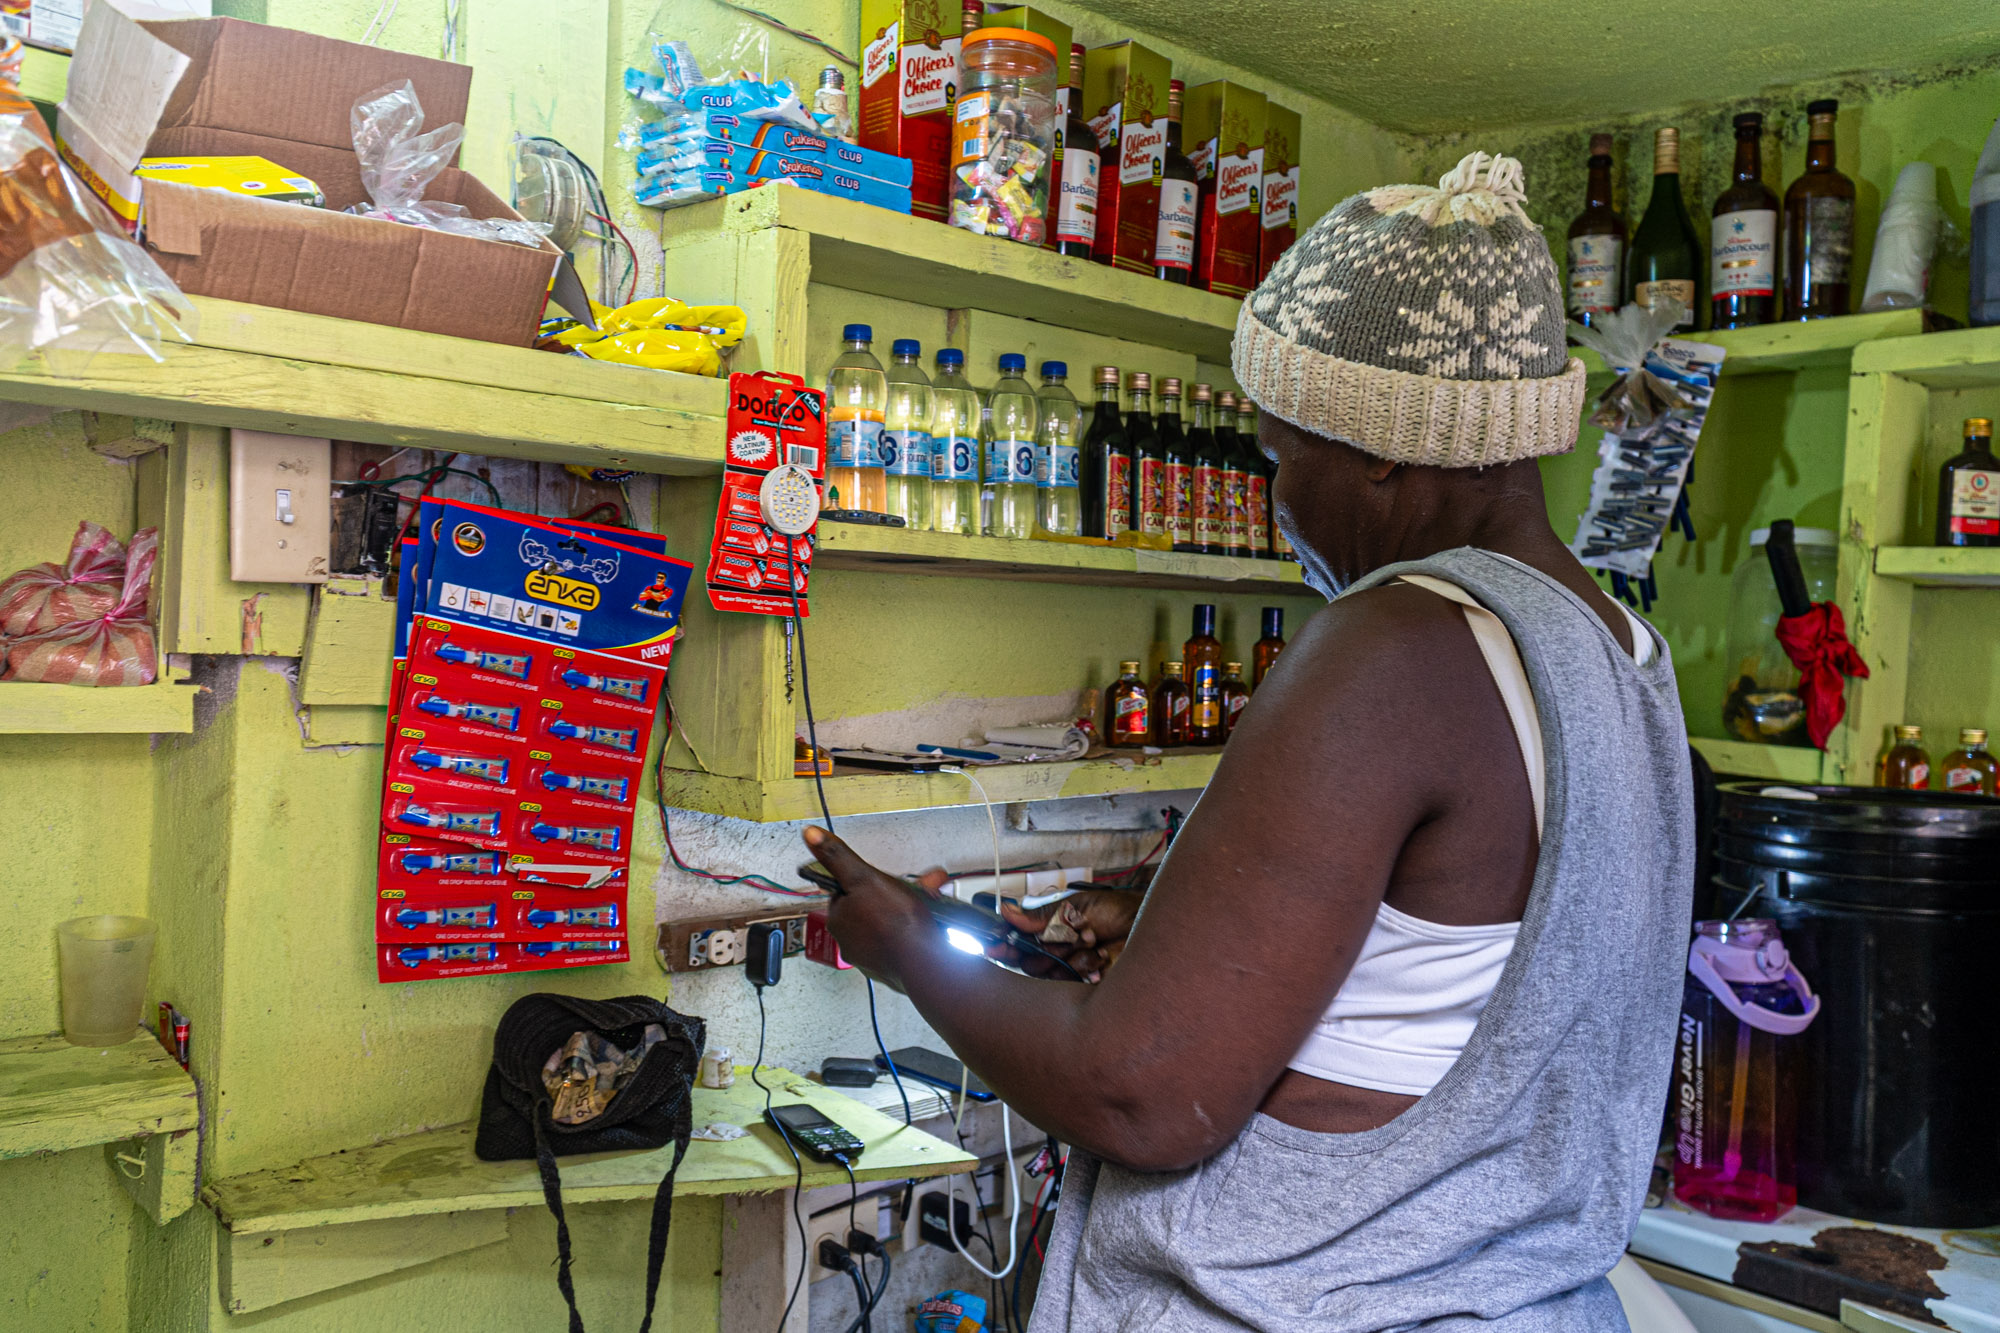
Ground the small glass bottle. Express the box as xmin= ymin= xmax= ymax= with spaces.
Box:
xmin=1252 ymin=607 xmax=1285 ymax=687
xmin=1876 ymin=724 xmax=1931 ymax=790
xmin=1134 ymin=376 xmax=1171 ymax=540
xmin=985 ymin=353 xmax=1040 ymax=539
xmin=1151 ymin=662 xmax=1189 ymax=747
xmin=1784 ymin=99 xmax=1856 ymax=321
xmin=1188 ymin=384 xmax=1226 ymax=555
xmin=882 ymin=339 xmax=935 ymax=531
xmin=1035 ymin=361 xmax=1083 ymax=538
xmin=1943 ymin=728 xmax=1997 ymax=796
xmin=929 ymin=347 xmax=982 ymax=535
xmin=1106 ymin=660 xmax=1150 ymax=749
xmin=1235 ymin=398 xmax=1271 ymax=560
xmin=1710 ymin=111 xmax=1779 ymax=331
xmin=1221 ymin=662 xmax=1250 ymax=738
xmin=1566 ymin=133 xmax=1626 ymax=334
xmin=814 ymin=67 xmax=854 ymax=144
xmin=1154 ymin=79 xmax=1199 ymax=284
xmin=1050 ymin=42 xmax=1101 ymax=259
xmin=1080 ymin=365 xmax=1130 ymax=539
xmin=1158 ymin=379 xmax=1195 ymax=551
xmin=1184 ymin=603 xmax=1223 ymax=744
xmin=825 ymin=324 xmax=887 ymax=513
xmin=1937 ymin=416 xmax=2000 ymax=548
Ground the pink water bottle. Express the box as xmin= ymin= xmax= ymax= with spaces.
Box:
xmin=1672 ymin=918 xmax=1819 ymax=1222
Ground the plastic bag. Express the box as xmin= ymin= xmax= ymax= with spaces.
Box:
xmin=1568 ymin=296 xmax=1694 ymax=433
xmin=347 ymin=80 xmax=550 ymax=248
xmin=549 ymin=295 xmax=746 ymax=376
xmin=0 ymin=36 xmax=196 ymax=367
xmin=2 ymin=526 xmax=159 ymax=685
xmin=0 ymin=519 xmax=127 ymax=635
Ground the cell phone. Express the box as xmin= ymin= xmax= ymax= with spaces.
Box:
xmin=766 ymin=1102 xmax=867 ymax=1162
xmin=821 ymin=1056 xmax=879 ymax=1088
xmin=877 ymin=1045 xmax=995 ymax=1102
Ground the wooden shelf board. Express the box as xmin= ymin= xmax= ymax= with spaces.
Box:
xmin=1689 ymin=736 xmax=1825 ymax=783
xmin=1853 ymin=320 xmax=2000 ymax=386
xmin=1576 ymin=309 xmax=1925 ymax=379
xmin=815 ymin=522 xmax=1311 ymax=593
xmin=0 ymin=1030 xmax=198 ymax=1160
xmin=663 ymin=749 xmax=1223 ymax=822
xmin=1873 ymin=546 xmax=2000 ymax=587
xmin=0 ymin=297 xmax=728 ymax=473
xmin=668 ymin=188 xmax=1243 ymax=362
xmin=204 ymin=1067 xmax=973 ymax=1236
xmin=20 ymin=46 xmax=68 ymax=105
xmin=0 ymin=680 xmax=197 ymax=733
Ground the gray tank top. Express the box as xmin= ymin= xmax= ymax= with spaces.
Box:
xmin=1030 ymin=549 xmax=1694 ymax=1332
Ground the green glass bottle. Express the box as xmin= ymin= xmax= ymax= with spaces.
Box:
xmin=1628 ymin=126 xmax=1703 ymax=333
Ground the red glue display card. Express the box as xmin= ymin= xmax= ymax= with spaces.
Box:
xmin=707 ymin=372 xmax=826 ymax=618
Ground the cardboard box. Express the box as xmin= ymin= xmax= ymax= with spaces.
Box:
xmin=1082 ymin=41 xmax=1173 ymax=274
xmin=1184 ymin=80 xmax=1266 ymax=297
xmin=858 ymin=0 xmax=961 ymax=220
xmin=58 ymin=10 xmax=558 ymax=346
xmin=1260 ymin=102 xmax=1300 ymax=283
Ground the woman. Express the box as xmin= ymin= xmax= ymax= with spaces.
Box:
xmin=809 ymin=153 xmax=1693 ymax=1331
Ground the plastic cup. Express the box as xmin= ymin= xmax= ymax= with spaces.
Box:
xmin=57 ymin=915 xmax=156 ymax=1047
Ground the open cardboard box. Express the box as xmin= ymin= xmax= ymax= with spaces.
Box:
xmin=57 ymin=10 xmax=559 ymax=345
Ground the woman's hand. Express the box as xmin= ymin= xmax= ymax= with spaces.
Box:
xmin=997 ymin=889 xmax=1142 ymax=983
xmin=804 ymin=825 xmax=946 ymax=993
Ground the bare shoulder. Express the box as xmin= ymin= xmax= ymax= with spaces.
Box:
xmin=1274 ymin=581 xmax=1487 ymax=694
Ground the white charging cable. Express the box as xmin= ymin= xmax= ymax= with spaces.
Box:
xmin=940 ymin=765 xmax=1004 ymax=892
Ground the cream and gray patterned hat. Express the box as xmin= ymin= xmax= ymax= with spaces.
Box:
xmin=1232 ymin=151 xmax=1586 ymax=468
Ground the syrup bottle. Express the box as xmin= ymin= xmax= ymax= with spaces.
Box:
xmin=1152 ymin=662 xmax=1189 ymax=747
xmin=1184 ymin=603 xmax=1224 ymax=744
xmin=1943 ymin=727 xmax=1997 ymax=796
xmin=1876 ymin=724 xmax=1931 ymax=789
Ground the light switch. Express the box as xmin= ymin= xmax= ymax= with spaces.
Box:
xmin=230 ymin=429 xmax=332 ymax=583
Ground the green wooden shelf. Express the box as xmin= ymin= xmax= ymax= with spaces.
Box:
xmin=20 ymin=45 xmax=68 ymax=105
xmin=1689 ymin=736 xmax=1825 ymax=783
xmin=1873 ymin=546 xmax=2000 ymax=587
xmin=815 ymin=521 xmax=1310 ymax=594
xmin=662 ymin=748 xmax=1226 ymax=822
xmin=1852 ymin=320 xmax=2000 ymax=386
xmin=0 ymin=680 xmax=197 ymax=733
xmin=1577 ymin=308 xmax=1926 ymax=379
xmin=0 ymin=1029 xmax=197 ymax=1160
xmin=0 ymin=296 xmax=728 ymax=474
xmin=661 ymin=187 xmax=1244 ymax=363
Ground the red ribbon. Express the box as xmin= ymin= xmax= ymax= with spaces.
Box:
xmin=1774 ymin=602 xmax=1870 ymax=749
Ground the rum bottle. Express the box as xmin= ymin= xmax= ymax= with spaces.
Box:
xmin=1943 ymin=728 xmax=1997 ymax=796
xmin=1252 ymin=607 xmax=1285 ymax=686
xmin=1158 ymin=379 xmax=1195 ymax=551
xmin=1122 ymin=372 xmax=1158 ymax=537
xmin=825 ymin=324 xmax=887 ymax=512
xmin=1034 ymin=361 xmax=1083 ymax=538
xmin=1154 ymin=80 xmax=1199 ymax=284
xmin=1221 ymin=662 xmax=1250 ymax=738
xmin=1051 ymin=43 xmax=1101 ymax=259
xmin=1152 ymin=662 xmax=1189 ymax=747
xmin=882 ymin=339 xmax=935 ymax=531
xmin=1876 ymin=724 xmax=1931 ymax=790
xmin=1188 ymin=384 xmax=1226 ymax=554
xmin=1184 ymin=603 xmax=1224 ymax=744
xmin=1629 ymin=127 xmax=1702 ymax=331
xmin=1106 ymin=660 xmax=1151 ymax=748
xmin=1136 ymin=376 xmax=1173 ymax=539
xmin=1783 ymin=100 xmax=1855 ymax=321
xmin=1567 ymin=133 xmax=1625 ymax=332
xmin=1711 ymin=112 xmax=1779 ymax=330
xmin=929 ymin=348 xmax=982 ymax=534
xmin=985 ymin=353 xmax=1040 ymax=539
xmin=1235 ymin=397 xmax=1271 ymax=559
xmin=1080 ymin=365 xmax=1132 ymax=539
xmin=1937 ymin=416 xmax=2000 ymax=547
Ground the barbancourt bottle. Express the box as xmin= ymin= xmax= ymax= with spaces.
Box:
xmin=1566 ymin=133 xmax=1625 ymax=332
xmin=1051 ymin=42 xmax=1101 ymax=259
xmin=1711 ymin=112 xmax=1779 ymax=330
xmin=1154 ymin=79 xmax=1199 ymax=284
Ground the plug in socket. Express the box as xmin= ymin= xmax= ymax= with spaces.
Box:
xmin=918 ymin=1190 xmax=977 ymax=1249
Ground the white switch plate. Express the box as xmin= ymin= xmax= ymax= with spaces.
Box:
xmin=229 ymin=429 xmax=331 ymax=583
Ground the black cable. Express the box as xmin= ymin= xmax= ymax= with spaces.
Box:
xmin=839 ymin=1263 xmax=871 ymax=1333
xmin=751 ymin=986 xmax=808 ymax=1333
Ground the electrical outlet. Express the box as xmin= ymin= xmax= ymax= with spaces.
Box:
xmin=658 ymin=907 xmax=820 ymax=973
xmin=805 ymin=1209 xmax=852 ymax=1283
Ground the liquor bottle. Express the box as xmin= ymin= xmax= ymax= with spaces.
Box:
xmin=825 ymin=324 xmax=887 ymax=512
xmin=930 ymin=348 xmax=982 ymax=534
xmin=1235 ymin=397 xmax=1271 ymax=559
xmin=1567 ymin=133 xmax=1625 ymax=332
xmin=1080 ymin=365 xmax=1132 ymax=539
xmin=1221 ymin=662 xmax=1250 ymax=738
xmin=1943 ymin=727 xmax=1997 ymax=796
xmin=1215 ymin=391 xmax=1250 ymax=556
xmin=1188 ymin=384 xmax=1226 ymax=555
xmin=1152 ymin=662 xmax=1189 ymax=747
xmin=1135 ymin=376 xmax=1172 ymax=539
xmin=882 ymin=339 xmax=935 ymax=531
xmin=1154 ymin=80 xmax=1199 ymax=284
xmin=1784 ymin=99 xmax=1856 ymax=321
xmin=1252 ymin=607 xmax=1285 ymax=686
xmin=1876 ymin=724 xmax=1931 ymax=790
xmin=1936 ymin=416 xmax=2000 ymax=547
xmin=1121 ymin=372 xmax=1158 ymax=537
xmin=1157 ymin=379 xmax=1194 ymax=550
xmin=1051 ymin=43 xmax=1101 ymax=259
xmin=1629 ymin=127 xmax=1702 ymax=332
xmin=1711 ymin=112 xmax=1779 ymax=330
xmin=1035 ymin=361 xmax=1083 ymax=537
xmin=1184 ymin=603 xmax=1224 ymax=744
xmin=985 ymin=353 xmax=1039 ymax=539
xmin=1106 ymin=660 xmax=1150 ymax=749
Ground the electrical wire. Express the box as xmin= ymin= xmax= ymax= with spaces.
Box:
xmin=654 ymin=797 xmax=817 ymax=896
xmin=711 ymin=0 xmax=857 ymax=67
xmin=751 ymin=986 xmax=809 ymax=1333
xmin=944 ymin=1090 xmax=1020 ymax=1281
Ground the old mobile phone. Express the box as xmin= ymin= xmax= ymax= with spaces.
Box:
xmin=766 ymin=1102 xmax=866 ymax=1162
xmin=877 ymin=1045 xmax=995 ymax=1102
xmin=797 ymin=865 xmax=1029 ymax=954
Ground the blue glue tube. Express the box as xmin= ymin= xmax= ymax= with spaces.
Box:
xmin=396 ymin=943 xmax=499 ymax=968
xmin=411 ymin=750 xmax=510 ymax=784
xmin=399 ymin=850 xmax=499 ymax=875
xmin=548 ymin=721 xmax=639 ymax=754
xmin=397 ymin=805 xmax=501 ymax=836
xmin=540 ymin=770 xmax=631 ymax=802
xmin=416 ymin=694 xmax=521 ymax=732
xmin=435 ymin=642 xmax=531 ymax=680
xmin=394 ymin=904 xmax=497 ymax=929
xmin=525 ymin=904 xmax=620 ymax=929
xmin=530 ymin=822 xmax=620 ymax=851
xmin=560 ymin=668 xmax=650 ymax=703
xmin=523 ymin=940 xmax=622 ymax=957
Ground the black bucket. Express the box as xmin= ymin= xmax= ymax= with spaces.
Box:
xmin=1714 ymin=782 xmax=2000 ymax=1227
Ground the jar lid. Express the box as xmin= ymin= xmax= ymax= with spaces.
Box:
xmin=963 ymin=26 xmax=1059 ymax=60
xmin=1749 ymin=526 xmax=1837 ymax=548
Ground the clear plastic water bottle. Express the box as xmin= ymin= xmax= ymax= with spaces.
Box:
xmin=825 ymin=324 xmax=887 ymax=513
xmin=1035 ymin=361 xmax=1082 ymax=538
xmin=986 ymin=354 xmax=1040 ymax=539
xmin=930 ymin=348 xmax=982 ymax=535
xmin=882 ymin=339 xmax=934 ymax=531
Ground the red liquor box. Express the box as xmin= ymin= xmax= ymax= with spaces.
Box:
xmin=1082 ymin=40 xmax=1173 ymax=274
xmin=1185 ymin=80 xmax=1267 ymax=297
xmin=859 ymin=0 xmax=962 ymax=220
xmin=1260 ymin=102 xmax=1301 ymax=283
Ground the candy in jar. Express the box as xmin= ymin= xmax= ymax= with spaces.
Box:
xmin=949 ymin=28 xmax=1059 ymax=245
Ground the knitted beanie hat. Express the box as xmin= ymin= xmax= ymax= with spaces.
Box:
xmin=1232 ymin=151 xmax=1586 ymax=468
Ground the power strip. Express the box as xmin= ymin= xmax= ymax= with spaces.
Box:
xmin=657 ymin=908 xmax=819 ymax=972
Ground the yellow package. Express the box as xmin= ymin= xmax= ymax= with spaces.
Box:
xmin=574 ymin=328 xmax=724 ymax=377
xmin=134 ymin=156 xmax=324 ymax=207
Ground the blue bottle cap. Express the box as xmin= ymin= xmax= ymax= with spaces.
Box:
xmin=1041 ymin=360 xmax=1067 ymax=378
xmin=892 ymin=338 xmax=921 ymax=356
xmin=936 ymin=347 xmax=965 ymax=367
xmin=998 ymin=352 xmax=1027 ymax=373
xmin=842 ymin=323 xmax=873 ymax=342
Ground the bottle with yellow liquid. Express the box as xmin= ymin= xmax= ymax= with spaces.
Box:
xmin=825 ymin=323 xmax=886 ymax=512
